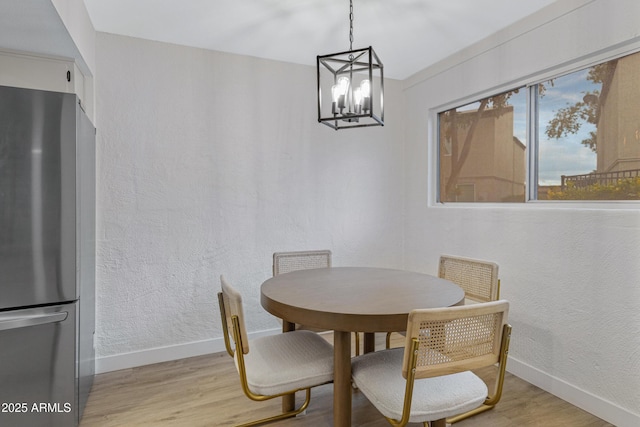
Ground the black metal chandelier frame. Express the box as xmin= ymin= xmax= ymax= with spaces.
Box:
xmin=316 ymin=0 xmax=384 ymax=130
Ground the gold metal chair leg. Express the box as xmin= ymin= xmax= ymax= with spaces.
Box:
xmin=234 ymin=389 xmax=311 ymax=427
xmin=223 ymin=313 xmax=322 ymax=427
xmin=446 ymin=404 xmax=493 ymax=424
xmin=446 ymin=324 xmax=511 ymax=424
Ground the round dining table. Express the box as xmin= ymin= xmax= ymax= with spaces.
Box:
xmin=260 ymin=266 xmax=465 ymax=427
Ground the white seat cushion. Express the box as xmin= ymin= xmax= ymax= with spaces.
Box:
xmin=351 ymin=348 xmax=487 ymax=423
xmin=241 ymin=330 xmax=334 ymax=396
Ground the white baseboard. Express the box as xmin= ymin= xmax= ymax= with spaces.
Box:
xmin=95 ymin=327 xmax=283 ymax=374
xmin=507 ymin=357 xmax=639 ymax=427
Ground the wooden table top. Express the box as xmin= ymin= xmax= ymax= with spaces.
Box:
xmin=261 ymin=266 xmax=465 ymax=333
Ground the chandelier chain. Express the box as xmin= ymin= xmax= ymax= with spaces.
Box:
xmin=349 ymin=0 xmax=354 ymax=51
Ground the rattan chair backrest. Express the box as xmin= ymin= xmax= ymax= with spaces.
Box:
xmin=220 ymin=275 xmax=250 ymax=355
xmin=273 ymin=250 xmax=332 ymax=276
xmin=438 ymin=255 xmax=499 ymax=302
xmin=402 ymin=300 xmax=509 ymax=380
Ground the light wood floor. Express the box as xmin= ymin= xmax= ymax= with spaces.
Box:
xmin=81 ymin=333 xmax=613 ymax=427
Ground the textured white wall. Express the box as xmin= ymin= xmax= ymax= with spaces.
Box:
xmin=90 ymin=1 xmax=638 ymax=424
xmin=94 ymin=34 xmax=405 ymax=360
xmin=402 ymin=1 xmax=640 ymax=425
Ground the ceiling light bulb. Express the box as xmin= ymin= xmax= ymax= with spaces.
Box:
xmin=360 ymin=79 xmax=371 ymax=112
xmin=353 ymin=87 xmax=363 ymax=114
xmin=337 ymin=76 xmax=350 ymax=95
xmin=335 ymin=76 xmax=350 ymax=109
xmin=331 ymin=84 xmax=341 ymax=103
xmin=360 ymin=79 xmax=370 ymax=97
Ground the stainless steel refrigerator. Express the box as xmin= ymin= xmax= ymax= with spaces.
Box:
xmin=0 ymin=85 xmax=95 ymax=426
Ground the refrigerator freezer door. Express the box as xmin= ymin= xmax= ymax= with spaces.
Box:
xmin=0 ymin=303 xmax=77 ymax=427
xmin=0 ymin=86 xmax=77 ymax=309
xmin=75 ymin=100 xmax=96 ymax=417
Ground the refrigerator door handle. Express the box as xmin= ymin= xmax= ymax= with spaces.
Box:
xmin=0 ymin=312 xmax=69 ymax=331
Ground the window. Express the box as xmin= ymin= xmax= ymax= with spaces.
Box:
xmin=537 ymin=53 xmax=640 ymax=200
xmin=438 ymin=88 xmax=527 ymax=202
xmin=438 ymin=50 xmax=640 ymax=202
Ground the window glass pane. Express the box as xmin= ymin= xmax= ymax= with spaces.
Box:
xmin=538 ymin=52 xmax=640 ymax=200
xmin=438 ymin=88 xmax=527 ymax=202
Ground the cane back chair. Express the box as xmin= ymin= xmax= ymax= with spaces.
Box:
xmin=353 ymin=300 xmax=511 ymax=427
xmin=218 ymin=275 xmax=334 ymax=427
xmin=386 ymin=255 xmax=500 ymax=348
xmin=272 ymin=250 xmax=332 ymax=276
xmin=438 ymin=255 xmax=500 ymax=304
xmin=272 ymin=250 xmax=362 ymax=355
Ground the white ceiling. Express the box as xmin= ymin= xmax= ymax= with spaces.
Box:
xmin=82 ymin=0 xmax=558 ymax=80
xmin=0 ymin=0 xmax=79 ymax=62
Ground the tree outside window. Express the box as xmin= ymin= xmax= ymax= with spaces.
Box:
xmin=438 ymin=50 xmax=640 ymax=203
xmin=438 ymin=89 xmax=526 ymax=203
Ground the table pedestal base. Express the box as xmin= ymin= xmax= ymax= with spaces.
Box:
xmin=333 ymin=330 xmax=352 ymax=427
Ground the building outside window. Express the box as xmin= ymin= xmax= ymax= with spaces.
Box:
xmin=439 ymin=89 xmax=526 ymax=202
xmin=438 ymin=50 xmax=640 ymax=202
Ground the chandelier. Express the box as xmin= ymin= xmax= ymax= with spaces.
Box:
xmin=317 ymin=0 xmax=384 ymax=130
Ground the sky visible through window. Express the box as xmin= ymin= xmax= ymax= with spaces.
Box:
xmin=440 ymin=54 xmax=640 ymax=202
xmin=467 ymin=71 xmax=600 ymax=186
xmin=537 ymin=70 xmax=598 ymax=186
xmin=443 ymin=69 xmax=601 ymax=192
xmin=489 ymin=71 xmax=600 ymax=187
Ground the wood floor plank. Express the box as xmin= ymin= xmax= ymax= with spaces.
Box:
xmin=81 ymin=333 xmax=614 ymax=426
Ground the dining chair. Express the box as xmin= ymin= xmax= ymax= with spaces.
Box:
xmin=385 ymin=255 xmax=503 ymax=423
xmin=218 ymin=275 xmax=334 ymax=427
xmin=352 ymin=300 xmax=511 ymax=427
xmin=272 ymin=250 xmax=362 ymax=356
xmin=386 ymin=255 xmax=500 ymax=348
xmin=438 ymin=255 xmax=500 ymax=304
xmin=272 ymin=249 xmax=332 ymax=275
